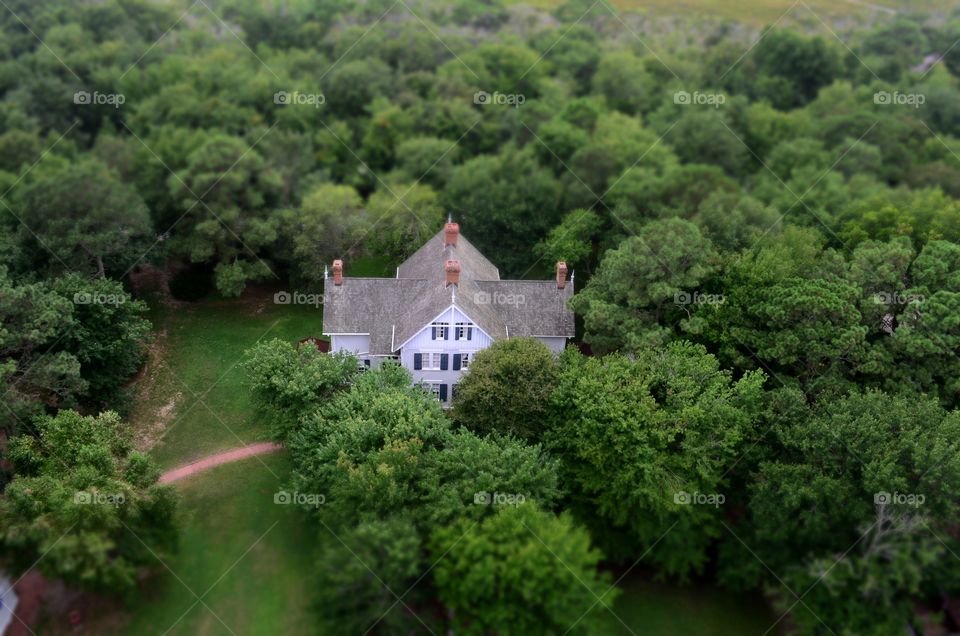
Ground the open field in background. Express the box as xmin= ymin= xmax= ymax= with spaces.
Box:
xmin=512 ymin=0 xmax=960 ymax=26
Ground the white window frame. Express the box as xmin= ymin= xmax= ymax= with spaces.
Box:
xmin=422 ymin=351 xmax=442 ymax=371
xmin=432 ymin=322 xmax=449 ymax=340
xmin=429 ymin=383 xmax=442 ymax=401
xmin=460 ymin=352 xmax=472 ymax=370
xmin=455 ymin=322 xmax=473 ymax=340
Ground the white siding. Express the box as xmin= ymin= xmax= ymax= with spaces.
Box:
xmin=536 ymin=336 xmax=568 ymax=354
xmin=400 ymin=306 xmax=492 ymax=405
xmin=330 ymin=334 xmax=370 ymax=355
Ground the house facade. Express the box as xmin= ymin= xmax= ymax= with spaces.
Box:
xmin=322 ymin=222 xmax=575 ymax=405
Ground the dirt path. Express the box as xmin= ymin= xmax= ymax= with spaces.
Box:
xmin=159 ymin=442 xmax=283 ymax=484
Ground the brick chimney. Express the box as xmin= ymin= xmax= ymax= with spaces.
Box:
xmin=445 ymin=259 xmax=461 ymax=286
xmin=332 ymin=259 xmax=343 ymax=286
xmin=444 ymin=222 xmax=460 ymax=247
xmin=556 ymin=261 xmax=568 ymax=289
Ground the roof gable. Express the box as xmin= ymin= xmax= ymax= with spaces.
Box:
xmin=323 ymin=225 xmax=574 ymax=355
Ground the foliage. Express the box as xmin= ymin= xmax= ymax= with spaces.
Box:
xmin=432 ymin=504 xmax=616 ymax=636
xmin=549 ymin=342 xmax=765 ymax=576
xmin=451 ymin=337 xmax=559 ymax=441
xmin=242 ymin=338 xmax=357 ymax=440
xmin=0 ymin=410 xmax=177 ymax=594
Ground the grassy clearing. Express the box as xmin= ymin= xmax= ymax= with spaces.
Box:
xmin=131 ymin=284 xmax=326 ymax=470
xmin=59 ymin=453 xmax=318 ymax=636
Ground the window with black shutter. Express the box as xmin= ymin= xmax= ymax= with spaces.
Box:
xmin=439 ymin=384 xmax=448 ymax=402
xmin=440 ymin=354 xmax=449 ymax=370
xmin=414 ymin=353 xmax=422 ymax=370
xmin=452 ymin=354 xmax=461 ymax=371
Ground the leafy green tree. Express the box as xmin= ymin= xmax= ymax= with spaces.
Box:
xmin=748 ymin=29 xmax=840 ymax=108
xmin=444 ymin=147 xmax=561 ymax=275
xmin=669 ymin=111 xmax=749 ymax=176
xmin=452 ymin=337 xmax=559 ymax=441
xmin=242 ymin=338 xmax=357 ymax=440
xmin=569 ymin=218 xmax=719 ymax=352
xmin=535 ymin=208 xmax=601 ymax=269
xmin=323 ymin=58 xmax=393 ymax=117
xmin=549 ymin=343 xmax=765 ymax=575
xmin=16 ymin=160 xmax=152 ymax=277
xmin=592 ymin=51 xmax=658 ymax=115
xmin=395 ymin=136 xmax=459 ymax=189
xmin=0 ymin=410 xmax=178 ymax=594
xmin=50 ymin=274 xmax=152 ymax=411
xmin=720 ymin=390 xmax=960 ymax=632
xmin=0 ymin=266 xmax=74 ymax=427
xmin=280 ymin=183 xmax=366 ymax=284
xmin=169 ymin=134 xmax=283 ymax=296
xmin=432 ymin=504 xmax=616 ymax=636
xmin=286 ymin=363 xmax=559 ymax=530
xmin=314 ymin=516 xmax=432 ymax=635
xmin=888 ymin=240 xmax=960 ymax=406
xmin=605 ymin=163 xmax=738 ymax=229
xmin=365 ymin=182 xmax=446 ymax=263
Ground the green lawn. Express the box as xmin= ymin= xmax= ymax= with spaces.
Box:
xmin=57 ymin=453 xmax=318 ymax=635
xmin=132 ymin=284 xmax=326 ymax=469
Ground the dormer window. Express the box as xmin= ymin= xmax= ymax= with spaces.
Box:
xmin=431 ymin=322 xmax=449 ymax=340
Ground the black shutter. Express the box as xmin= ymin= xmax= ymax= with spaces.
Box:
xmin=439 ymin=384 xmax=448 ymax=402
xmin=453 ymin=354 xmax=461 ymax=371
xmin=440 ymin=354 xmax=449 ymax=370
xmin=444 ymin=325 xmax=450 ymax=340
xmin=467 ymin=327 xmax=472 ymax=341
xmin=431 ymin=326 xmax=436 ymax=340
xmin=454 ymin=325 xmax=460 ymax=340
xmin=364 ymin=359 xmax=371 ymax=367
xmin=414 ymin=353 xmax=422 ymax=370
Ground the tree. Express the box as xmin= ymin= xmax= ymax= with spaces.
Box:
xmin=16 ymin=160 xmax=152 ymax=277
xmin=444 ymin=147 xmax=561 ymax=276
xmin=719 ymin=390 xmax=960 ymax=632
xmin=451 ymin=337 xmax=560 ymax=441
xmin=431 ymin=504 xmax=616 ymax=636
xmin=50 ymin=274 xmax=152 ymax=411
xmin=669 ymin=111 xmax=749 ymax=177
xmin=314 ymin=516 xmax=432 ymax=634
xmin=169 ymin=134 xmax=283 ymax=296
xmin=569 ymin=218 xmax=719 ymax=352
xmin=280 ymin=183 xmax=366 ymax=284
xmin=365 ymin=182 xmax=446 ymax=263
xmin=549 ymin=343 xmax=765 ymax=575
xmin=535 ymin=208 xmax=601 ymax=269
xmin=395 ymin=136 xmax=459 ymax=189
xmin=287 ymin=362 xmax=559 ymax=530
xmin=242 ymin=338 xmax=357 ymax=440
xmin=592 ymin=51 xmax=658 ymax=115
xmin=0 ymin=267 xmax=81 ymax=434
xmin=748 ymin=30 xmax=840 ymax=108
xmin=0 ymin=410 xmax=178 ymax=594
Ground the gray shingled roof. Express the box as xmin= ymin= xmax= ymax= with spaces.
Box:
xmin=323 ymin=227 xmax=575 ymax=354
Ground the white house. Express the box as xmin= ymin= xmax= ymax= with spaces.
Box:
xmin=322 ymin=221 xmax=575 ymax=405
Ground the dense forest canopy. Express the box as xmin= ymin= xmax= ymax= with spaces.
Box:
xmin=4 ymin=0 xmax=960 ymax=633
